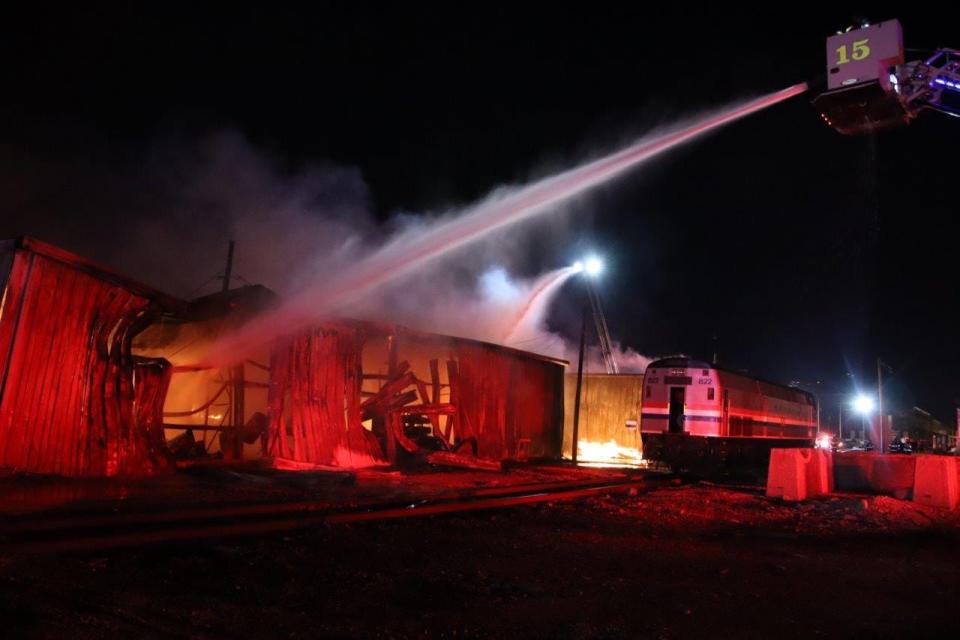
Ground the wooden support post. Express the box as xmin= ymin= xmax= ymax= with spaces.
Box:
xmin=232 ymin=362 xmax=245 ymax=459
xmin=445 ymin=360 xmax=459 ymax=442
xmin=571 ymin=303 xmax=587 ymax=464
xmin=428 ymin=358 xmax=442 ymax=436
xmin=221 ymin=240 xmax=235 ymax=292
xmin=385 ymin=333 xmax=398 ymax=464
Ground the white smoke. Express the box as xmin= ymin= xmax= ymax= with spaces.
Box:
xmin=2 ymin=128 xmax=652 ymax=370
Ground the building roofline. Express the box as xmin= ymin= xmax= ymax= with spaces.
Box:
xmin=6 ymin=238 xmax=568 ymax=368
xmin=333 ymin=318 xmax=569 ymax=368
xmin=12 ymin=236 xmax=185 ymax=312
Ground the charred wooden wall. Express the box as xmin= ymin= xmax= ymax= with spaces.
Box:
xmin=563 ymin=373 xmax=644 ymax=458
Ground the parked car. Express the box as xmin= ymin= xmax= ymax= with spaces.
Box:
xmin=889 ymin=438 xmax=913 ymax=454
xmin=836 ymin=438 xmax=874 ymax=453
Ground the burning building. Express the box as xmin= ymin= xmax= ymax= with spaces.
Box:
xmin=263 ymin=321 xmax=566 ymax=468
xmin=0 ymin=238 xmax=566 ymax=477
xmin=564 ymin=373 xmax=644 ymax=465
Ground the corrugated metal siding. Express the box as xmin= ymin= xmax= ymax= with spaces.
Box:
xmin=265 ymin=322 xmax=565 ymax=468
xmin=456 ymin=341 xmax=563 ymax=461
xmin=267 ymin=323 xmax=384 ymax=467
xmin=0 ymin=249 xmax=169 ymax=476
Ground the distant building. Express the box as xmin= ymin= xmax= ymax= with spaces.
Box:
xmin=888 ymin=407 xmax=956 ymax=452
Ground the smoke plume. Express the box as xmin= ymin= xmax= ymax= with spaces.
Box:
xmin=0 ymin=128 xmax=651 ymax=372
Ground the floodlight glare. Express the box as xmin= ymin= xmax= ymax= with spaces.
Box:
xmin=584 ymin=257 xmax=603 ymax=277
xmin=852 ymin=394 xmax=875 ymax=415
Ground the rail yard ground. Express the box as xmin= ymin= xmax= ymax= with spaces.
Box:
xmin=0 ymin=469 xmax=958 ymax=639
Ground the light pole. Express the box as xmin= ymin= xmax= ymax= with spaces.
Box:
xmin=570 ymin=256 xmax=603 ymax=464
xmin=876 ymin=358 xmax=894 ymax=454
xmin=877 ymin=359 xmax=884 ymax=452
xmin=838 ymin=402 xmax=843 ymax=441
xmin=852 ymin=393 xmax=875 ymax=445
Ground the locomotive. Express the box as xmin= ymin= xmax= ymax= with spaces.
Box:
xmin=640 ymin=357 xmax=817 ymax=472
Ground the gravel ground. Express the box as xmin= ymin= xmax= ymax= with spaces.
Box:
xmin=1 ymin=480 xmax=958 ymax=639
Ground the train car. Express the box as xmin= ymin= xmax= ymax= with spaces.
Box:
xmin=640 ymin=356 xmax=817 ymax=472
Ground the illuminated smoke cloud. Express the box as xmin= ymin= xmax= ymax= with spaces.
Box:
xmin=15 ymin=103 xmax=810 ymax=369
xmin=3 ymin=127 xmax=650 ymax=365
xmin=203 ymin=84 xmax=805 ymax=364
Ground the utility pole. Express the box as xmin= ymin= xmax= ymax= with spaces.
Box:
xmin=570 ymin=256 xmax=606 ymax=463
xmin=838 ymin=402 xmax=843 ymax=441
xmin=877 ymin=358 xmax=893 ymax=453
xmin=222 ymin=240 xmax=244 ymax=459
xmin=955 ymin=407 xmax=960 ymax=453
xmin=571 ymin=301 xmax=587 ymax=464
xmin=877 ymin=357 xmax=883 ymax=453
xmin=222 ymin=240 xmax=235 ymax=292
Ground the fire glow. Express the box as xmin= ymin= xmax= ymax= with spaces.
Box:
xmin=576 ymin=439 xmax=645 ymax=467
xmin=205 ymin=83 xmax=808 ymax=365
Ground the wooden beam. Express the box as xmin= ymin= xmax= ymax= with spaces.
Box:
xmin=425 ymin=451 xmax=503 ymax=472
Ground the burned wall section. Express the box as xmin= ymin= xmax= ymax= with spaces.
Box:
xmin=563 ymin=373 xmax=644 ymax=461
xmin=132 ymin=285 xmax=277 ymax=463
xmin=454 ymin=340 xmax=564 ymax=461
xmin=267 ymin=322 xmax=384 ymax=467
xmin=266 ymin=322 xmax=566 ymax=469
xmin=0 ymin=238 xmax=177 ymax=476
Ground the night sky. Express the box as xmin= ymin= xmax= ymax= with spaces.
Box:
xmin=1 ymin=5 xmax=958 ymax=421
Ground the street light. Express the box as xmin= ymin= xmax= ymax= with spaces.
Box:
xmin=571 ymin=255 xmax=604 ymax=464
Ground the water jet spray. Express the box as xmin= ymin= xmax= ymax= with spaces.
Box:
xmin=204 ymin=83 xmax=808 ymax=365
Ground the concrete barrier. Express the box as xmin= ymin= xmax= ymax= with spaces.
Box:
xmin=768 ymin=450 xmax=960 ymax=505
xmin=767 ymin=449 xmax=807 ymax=500
xmin=832 ymin=453 xmax=916 ymax=497
xmin=806 ymin=449 xmax=834 ymax=495
xmin=767 ymin=449 xmax=833 ymax=501
xmin=913 ymin=455 xmax=960 ymax=510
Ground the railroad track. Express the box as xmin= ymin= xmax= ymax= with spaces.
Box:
xmin=0 ymin=475 xmax=662 ymax=553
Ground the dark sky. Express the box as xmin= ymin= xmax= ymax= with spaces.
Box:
xmin=1 ymin=5 xmax=958 ymax=420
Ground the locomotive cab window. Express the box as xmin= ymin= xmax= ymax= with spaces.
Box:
xmin=707 ymin=387 xmax=715 ymax=400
